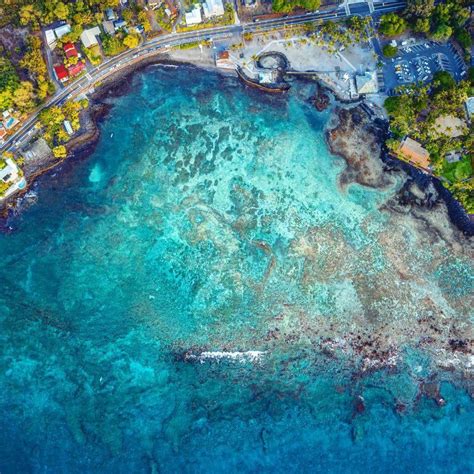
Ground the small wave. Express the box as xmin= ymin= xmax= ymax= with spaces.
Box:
xmin=185 ymin=350 xmax=266 ymax=364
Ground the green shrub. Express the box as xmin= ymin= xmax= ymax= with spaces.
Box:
xmin=382 ymin=44 xmax=398 ymax=57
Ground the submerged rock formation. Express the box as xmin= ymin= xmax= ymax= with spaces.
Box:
xmin=326 ymin=106 xmax=391 ymax=189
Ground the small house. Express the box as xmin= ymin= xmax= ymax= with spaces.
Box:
xmin=465 ymin=97 xmax=474 ymax=122
xmin=54 ymin=23 xmax=71 ymax=40
xmin=54 ymin=64 xmax=69 ymax=82
xmin=164 ymin=0 xmax=178 ymax=18
xmin=1 ymin=111 xmax=19 ymax=130
xmin=102 ymin=20 xmax=116 ymax=35
xmin=45 ymin=29 xmax=57 ymax=49
xmin=203 ymin=0 xmax=225 ymax=17
xmin=215 ymin=50 xmax=234 ymax=70
xmin=63 ymin=42 xmax=78 ymax=58
xmin=0 ymin=157 xmax=26 ymax=199
xmin=105 ymin=8 xmax=118 ymax=21
xmin=67 ymin=61 xmax=86 ymax=77
xmin=80 ymin=26 xmax=101 ymax=48
xmin=398 ymin=137 xmax=430 ymax=170
xmin=185 ymin=5 xmax=202 ymax=25
xmin=63 ymin=120 xmax=74 ymax=135
xmin=114 ymin=20 xmax=127 ymax=30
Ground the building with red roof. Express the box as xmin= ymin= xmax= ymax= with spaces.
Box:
xmin=67 ymin=61 xmax=85 ymax=77
xmin=63 ymin=42 xmax=78 ymax=58
xmin=53 ymin=64 xmax=69 ymax=82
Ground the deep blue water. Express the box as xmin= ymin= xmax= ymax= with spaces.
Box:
xmin=0 ymin=66 xmax=473 ymax=473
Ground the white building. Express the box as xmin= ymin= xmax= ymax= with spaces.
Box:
xmin=185 ymin=5 xmax=202 ymax=25
xmin=80 ymin=26 xmax=101 ymax=48
xmin=465 ymin=97 xmax=474 ymax=122
xmin=44 ymin=22 xmax=71 ymax=49
xmin=45 ymin=29 xmax=56 ymax=48
xmin=355 ymin=71 xmax=378 ymax=95
xmin=203 ymin=0 xmax=224 ymax=17
xmin=0 ymin=158 xmax=26 ymax=199
xmin=63 ymin=120 xmax=74 ymax=136
xmin=102 ymin=20 xmax=116 ymax=35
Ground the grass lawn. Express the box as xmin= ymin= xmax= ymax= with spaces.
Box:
xmin=440 ymin=157 xmax=473 ymax=183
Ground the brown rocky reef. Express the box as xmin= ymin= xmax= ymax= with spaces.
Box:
xmin=326 ymin=106 xmax=391 ymax=189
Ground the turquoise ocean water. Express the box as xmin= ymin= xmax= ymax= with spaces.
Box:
xmin=0 ymin=66 xmax=473 ymax=473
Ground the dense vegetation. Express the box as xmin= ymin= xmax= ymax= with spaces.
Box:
xmin=0 ymin=35 xmax=53 ymax=114
xmin=309 ymin=17 xmax=373 ymax=53
xmin=272 ymin=0 xmax=320 ymax=13
xmin=14 ymin=0 xmax=120 ymax=29
xmin=38 ymin=99 xmax=89 ymax=153
xmin=385 ymin=73 xmax=473 ymax=212
xmin=404 ymin=0 xmax=470 ymax=43
xmin=379 ymin=13 xmax=407 ymax=36
xmin=382 ymin=44 xmax=398 ymax=57
xmin=379 ymin=0 xmax=471 ymax=59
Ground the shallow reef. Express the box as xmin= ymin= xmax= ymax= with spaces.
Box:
xmin=0 ymin=66 xmax=472 ymax=473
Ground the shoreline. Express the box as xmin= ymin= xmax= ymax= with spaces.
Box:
xmin=1 ymin=52 xmax=473 ymax=237
xmin=0 ymin=53 xmax=472 ymax=398
xmin=0 ymin=53 xmax=235 ymax=221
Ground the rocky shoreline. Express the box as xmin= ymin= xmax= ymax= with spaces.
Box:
xmin=326 ymin=105 xmax=474 ymax=237
xmin=2 ymin=53 xmax=473 ymax=239
xmin=0 ymin=54 xmax=234 ymax=221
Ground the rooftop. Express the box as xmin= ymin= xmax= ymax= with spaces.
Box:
xmin=398 ymin=137 xmax=430 ymax=169
xmin=63 ymin=42 xmax=78 ymax=58
xmin=465 ymin=97 xmax=474 ymax=119
xmin=54 ymin=64 xmax=69 ymax=81
xmin=185 ymin=5 xmax=202 ymax=25
xmin=80 ymin=26 xmax=101 ymax=48
xmin=67 ymin=61 xmax=86 ymax=77
xmin=203 ymin=0 xmax=224 ymax=17
xmin=355 ymin=71 xmax=378 ymax=95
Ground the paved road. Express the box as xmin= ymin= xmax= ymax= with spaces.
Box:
xmin=1 ymin=0 xmax=406 ymax=153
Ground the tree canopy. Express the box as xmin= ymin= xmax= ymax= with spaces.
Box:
xmin=272 ymin=0 xmax=321 ymax=13
xmin=382 ymin=44 xmax=398 ymax=58
xmin=379 ymin=13 xmax=407 ymax=36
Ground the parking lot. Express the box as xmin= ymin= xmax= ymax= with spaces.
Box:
xmin=378 ymin=41 xmax=468 ymax=95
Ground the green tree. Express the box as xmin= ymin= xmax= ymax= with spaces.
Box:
xmin=19 ymin=4 xmax=41 ymax=28
xmin=19 ymin=36 xmax=48 ymax=80
xmin=123 ymin=34 xmax=140 ymax=49
xmin=122 ymin=8 xmax=133 ymax=23
xmin=61 ymin=25 xmax=84 ymax=43
xmin=13 ymin=81 xmax=35 ymax=111
xmin=431 ymin=23 xmax=452 ymax=41
xmin=379 ymin=13 xmax=407 ymax=37
xmin=382 ymin=44 xmax=398 ymax=58
xmin=138 ymin=11 xmax=151 ymax=32
xmin=413 ymin=18 xmax=430 ymax=33
xmin=468 ymin=67 xmax=474 ymax=85
xmin=53 ymin=145 xmax=67 ymax=159
xmin=102 ymin=35 xmax=126 ymax=56
xmin=54 ymin=1 xmax=70 ymax=20
xmin=0 ymin=90 xmax=14 ymax=111
xmin=272 ymin=0 xmax=321 ymax=13
xmin=455 ymin=28 xmax=472 ymax=50
xmin=404 ymin=0 xmax=435 ymax=19
xmin=0 ymin=57 xmax=20 ymax=93
xmin=432 ymin=71 xmax=455 ymax=91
